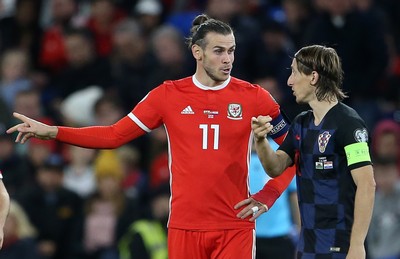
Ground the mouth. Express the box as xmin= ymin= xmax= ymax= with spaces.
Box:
xmin=221 ymin=68 xmax=231 ymax=74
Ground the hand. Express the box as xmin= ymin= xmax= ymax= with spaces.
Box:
xmin=251 ymin=116 xmax=273 ymax=142
xmin=6 ymin=112 xmax=58 ymax=144
xmin=234 ymin=197 xmax=268 ymax=222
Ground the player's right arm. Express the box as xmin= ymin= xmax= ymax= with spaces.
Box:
xmin=252 ymin=115 xmax=292 ymax=177
xmin=7 ymin=112 xmax=146 ymax=149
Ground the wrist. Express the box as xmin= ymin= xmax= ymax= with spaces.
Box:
xmin=50 ymin=126 xmax=59 ymax=139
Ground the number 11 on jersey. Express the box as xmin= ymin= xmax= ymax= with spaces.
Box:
xmin=199 ymin=124 xmax=220 ymax=150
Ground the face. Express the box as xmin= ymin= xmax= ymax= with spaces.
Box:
xmin=374 ymin=164 xmax=398 ymax=193
xmin=65 ymin=35 xmax=93 ymax=66
xmin=287 ymin=58 xmax=316 ymax=104
xmin=376 ymin=132 xmax=399 ymax=157
xmin=194 ymin=32 xmax=235 ymax=86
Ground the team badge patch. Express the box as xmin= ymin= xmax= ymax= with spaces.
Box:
xmin=227 ymin=103 xmax=242 ymax=120
xmin=318 ymin=131 xmax=331 ymax=153
xmin=354 ymin=128 xmax=368 ymax=142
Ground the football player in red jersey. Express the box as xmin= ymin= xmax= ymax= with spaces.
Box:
xmin=8 ymin=14 xmax=295 ymax=259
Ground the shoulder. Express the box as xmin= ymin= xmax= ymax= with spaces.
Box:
xmin=293 ymin=110 xmax=313 ymax=124
xmin=333 ymin=103 xmax=367 ymax=129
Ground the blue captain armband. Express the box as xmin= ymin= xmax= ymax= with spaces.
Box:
xmin=268 ymin=114 xmax=289 ymax=139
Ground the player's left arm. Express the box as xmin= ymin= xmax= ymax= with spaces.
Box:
xmin=348 ymin=165 xmax=376 ymax=258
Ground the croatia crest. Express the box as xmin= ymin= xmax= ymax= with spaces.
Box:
xmin=318 ymin=131 xmax=331 ymax=153
xmin=227 ymin=103 xmax=242 ymax=120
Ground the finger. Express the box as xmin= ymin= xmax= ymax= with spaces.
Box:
xmin=12 ymin=112 xmax=26 ymax=121
xmin=248 ymin=210 xmax=264 ymax=222
xmin=234 ymin=198 xmax=251 ymax=210
xmin=21 ymin=132 xmax=34 ymax=144
xmin=6 ymin=123 xmax=24 ymax=134
xmin=15 ymin=132 xmax=23 ymax=143
xmin=238 ymin=206 xmax=255 ymax=219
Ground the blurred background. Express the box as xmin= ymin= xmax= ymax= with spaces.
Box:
xmin=0 ymin=0 xmax=399 ymax=258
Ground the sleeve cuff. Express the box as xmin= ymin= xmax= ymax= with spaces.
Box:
xmin=251 ymin=185 xmax=281 ymax=209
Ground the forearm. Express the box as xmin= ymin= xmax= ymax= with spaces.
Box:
xmin=350 ymin=183 xmax=375 ymax=247
xmin=254 ymin=138 xmax=287 ymax=177
xmin=56 ymin=116 xmax=146 ymax=148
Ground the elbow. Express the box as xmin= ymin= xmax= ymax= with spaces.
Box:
xmin=265 ymin=166 xmax=283 ymax=178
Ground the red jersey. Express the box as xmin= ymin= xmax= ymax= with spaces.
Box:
xmin=130 ymin=76 xmax=282 ymax=230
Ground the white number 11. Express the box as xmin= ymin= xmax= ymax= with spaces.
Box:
xmin=199 ymin=124 xmax=220 ymax=150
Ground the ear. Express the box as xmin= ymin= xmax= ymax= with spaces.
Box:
xmin=310 ymin=71 xmax=319 ymax=86
xmin=192 ymin=44 xmax=202 ymax=61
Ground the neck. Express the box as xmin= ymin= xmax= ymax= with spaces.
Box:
xmin=309 ymin=99 xmax=338 ymax=125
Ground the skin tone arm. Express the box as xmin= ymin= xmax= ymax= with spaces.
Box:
xmin=0 ymin=180 xmax=10 ymax=249
xmin=347 ymin=165 xmax=376 ymax=259
xmin=252 ymin=115 xmax=292 ymax=177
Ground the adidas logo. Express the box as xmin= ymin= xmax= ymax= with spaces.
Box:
xmin=181 ymin=105 xmax=194 ymax=114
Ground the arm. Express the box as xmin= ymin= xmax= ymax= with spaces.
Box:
xmin=252 ymin=116 xmax=292 ymax=177
xmin=234 ymin=116 xmax=295 ymax=220
xmin=0 ymin=176 xmax=10 ymax=249
xmin=347 ymin=165 xmax=376 ymax=259
xmin=7 ymin=112 xmax=146 ymax=149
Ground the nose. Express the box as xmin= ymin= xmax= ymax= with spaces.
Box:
xmin=222 ymin=52 xmax=233 ymax=64
xmin=287 ymin=75 xmax=293 ymax=87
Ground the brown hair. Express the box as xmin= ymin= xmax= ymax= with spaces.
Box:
xmin=186 ymin=14 xmax=233 ymax=49
xmin=294 ymin=45 xmax=347 ymax=102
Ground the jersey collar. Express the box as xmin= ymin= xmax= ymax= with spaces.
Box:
xmin=192 ymin=75 xmax=231 ymax=91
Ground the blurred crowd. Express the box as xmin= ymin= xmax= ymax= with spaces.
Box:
xmin=0 ymin=0 xmax=399 ymax=258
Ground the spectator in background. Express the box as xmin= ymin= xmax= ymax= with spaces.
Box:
xmin=0 ymin=49 xmax=32 ymax=110
xmin=116 ymin=145 xmax=147 ymax=200
xmin=52 ymin=27 xmax=113 ymax=100
xmin=0 ymin=132 xmax=31 ymax=198
xmin=371 ymin=119 xmax=400 ymax=172
xmin=15 ymin=155 xmax=83 ymax=259
xmin=62 ymin=145 xmax=97 ymax=199
xmin=148 ymin=25 xmax=193 ymax=87
xmin=303 ymin=0 xmax=389 ymax=130
xmin=110 ymin=18 xmax=156 ymax=112
xmin=367 ymin=156 xmax=400 ymax=259
xmin=118 ymin=183 xmax=169 ymax=259
xmin=249 ymin=139 xmax=300 ymax=259
xmin=0 ymin=0 xmax=43 ymax=69
xmin=93 ymin=96 xmax=125 ymax=126
xmin=133 ymin=0 xmax=164 ymax=39
xmin=93 ymin=96 xmax=150 ymax=169
xmin=205 ymin=0 xmax=270 ymax=83
xmin=38 ymin=0 xmax=80 ymax=75
xmin=147 ymin=127 xmax=169 ymax=189
xmin=84 ymin=0 xmax=127 ymax=58
xmin=281 ymin=0 xmax=313 ymax=50
xmin=82 ymin=150 xmax=140 ymax=259
xmin=0 ymin=200 xmax=42 ymax=258
xmin=13 ymin=89 xmax=57 ymax=155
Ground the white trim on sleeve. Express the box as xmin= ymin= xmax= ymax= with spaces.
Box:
xmin=128 ymin=113 xmax=151 ymax=133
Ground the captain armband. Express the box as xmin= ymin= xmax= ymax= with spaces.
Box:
xmin=344 ymin=142 xmax=371 ymax=166
xmin=268 ymin=114 xmax=289 ymax=139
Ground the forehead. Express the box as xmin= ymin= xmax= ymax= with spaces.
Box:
xmin=204 ymin=32 xmax=235 ymax=48
xmin=291 ymin=58 xmax=298 ymax=69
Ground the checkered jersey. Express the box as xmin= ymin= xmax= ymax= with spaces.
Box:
xmin=279 ymin=102 xmax=372 ymax=258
